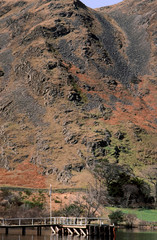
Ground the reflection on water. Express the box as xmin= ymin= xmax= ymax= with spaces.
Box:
xmin=0 ymin=236 xmax=108 ymax=240
xmin=0 ymin=229 xmax=108 ymax=240
xmin=116 ymin=229 xmax=157 ymax=240
xmin=0 ymin=234 xmax=97 ymax=240
xmin=0 ymin=229 xmax=157 ymax=240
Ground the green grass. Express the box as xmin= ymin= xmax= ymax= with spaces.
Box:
xmin=0 ymin=186 xmax=86 ymax=193
xmin=107 ymin=207 xmax=157 ymax=222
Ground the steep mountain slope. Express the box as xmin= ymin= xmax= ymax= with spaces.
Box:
xmin=0 ymin=0 xmax=156 ymax=205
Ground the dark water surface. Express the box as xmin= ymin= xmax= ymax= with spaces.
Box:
xmin=116 ymin=229 xmax=157 ymax=240
xmin=0 ymin=229 xmax=157 ymax=240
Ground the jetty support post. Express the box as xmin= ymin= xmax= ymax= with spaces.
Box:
xmin=5 ymin=227 xmax=8 ymax=235
xmin=22 ymin=227 xmax=26 ymax=236
xmin=110 ymin=225 xmax=115 ymax=239
xmin=37 ymin=226 xmax=42 ymax=236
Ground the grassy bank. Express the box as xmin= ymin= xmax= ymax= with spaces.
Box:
xmin=107 ymin=207 xmax=157 ymax=222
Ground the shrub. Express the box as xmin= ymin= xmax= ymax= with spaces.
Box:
xmin=23 ymin=200 xmax=43 ymax=209
xmin=54 ymin=199 xmax=62 ymax=203
xmin=24 ymin=189 xmax=32 ymax=196
xmin=54 ymin=203 xmax=85 ymax=217
xmin=1 ymin=188 xmax=11 ymax=198
xmin=108 ymin=210 xmax=124 ymax=225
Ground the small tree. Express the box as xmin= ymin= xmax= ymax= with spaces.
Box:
xmin=108 ymin=210 xmax=124 ymax=225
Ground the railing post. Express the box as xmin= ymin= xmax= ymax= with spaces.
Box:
xmin=32 ymin=219 xmax=34 ymax=225
xmin=19 ymin=219 xmax=21 ymax=226
xmin=85 ymin=218 xmax=87 ymax=225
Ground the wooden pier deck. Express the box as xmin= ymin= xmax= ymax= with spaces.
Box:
xmin=0 ymin=217 xmax=115 ymax=237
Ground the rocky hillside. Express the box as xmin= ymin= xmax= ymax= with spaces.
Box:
xmin=0 ymin=0 xmax=157 ymax=206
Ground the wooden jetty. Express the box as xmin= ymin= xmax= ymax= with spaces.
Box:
xmin=0 ymin=217 xmax=115 ymax=237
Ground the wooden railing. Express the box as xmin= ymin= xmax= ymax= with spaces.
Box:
xmin=0 ymin=217 xmax=110 ymax=226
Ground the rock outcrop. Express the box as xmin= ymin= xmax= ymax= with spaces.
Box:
xmin=0 ymin=0 xmax=156 ymax=204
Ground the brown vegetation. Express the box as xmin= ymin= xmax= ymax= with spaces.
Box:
xmin=0 ymin=0 xmax=156 ymax=209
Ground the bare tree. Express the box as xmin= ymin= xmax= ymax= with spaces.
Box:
xmin=124 ymin=213 xmax=137 ymax=228
xmin=83 ymin=179 xmax=106 ymax=217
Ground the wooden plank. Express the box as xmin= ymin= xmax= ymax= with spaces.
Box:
xmin=62 ymin=225 xmax=86 ymax=228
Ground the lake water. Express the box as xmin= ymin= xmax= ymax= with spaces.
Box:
xmin=0 ymin=229 xmax=157 ymax=240
xmin=116 ymin=229 xmax=157 ymax=240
